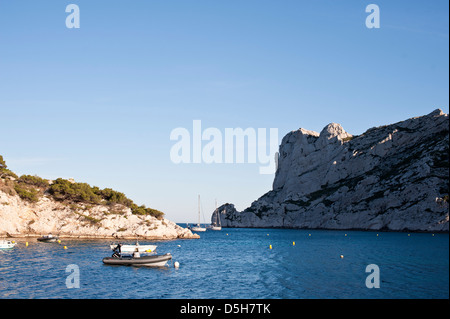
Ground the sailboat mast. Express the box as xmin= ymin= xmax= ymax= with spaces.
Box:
xmin=198 ymin=194 xmax=201 ymax=226
xmin=215 ymin=199 xmax=217 ymax=225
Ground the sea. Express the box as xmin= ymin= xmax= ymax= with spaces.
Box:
xmin=0 ymin=226 xmax=448 ymax=299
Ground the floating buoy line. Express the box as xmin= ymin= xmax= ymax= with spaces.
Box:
xmin=6 ymin=231 xmax=439 ymax=268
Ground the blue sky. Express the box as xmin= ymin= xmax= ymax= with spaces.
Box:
xmin=0 ymin=1 xmax=448 ymax=222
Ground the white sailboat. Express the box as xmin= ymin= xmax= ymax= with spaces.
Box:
xmin=191 ymin=195 xmax=207 ymax=232
xmin=209 ymin=200 xmax=222 ymax=231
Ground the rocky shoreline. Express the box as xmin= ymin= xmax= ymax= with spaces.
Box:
xmin=0 ymin=189 xmax=199 ymax=240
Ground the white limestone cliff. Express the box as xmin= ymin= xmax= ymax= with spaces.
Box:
xmin=0 ymin=187 xmax=199 ymax=240
xmin=216 ymin=109 xmax=449 ymax=232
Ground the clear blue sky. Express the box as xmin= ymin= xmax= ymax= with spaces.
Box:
xmin=0 ymin=1 xmax=448 ymax=222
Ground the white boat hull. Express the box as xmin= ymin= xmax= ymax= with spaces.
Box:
xmin=211 ymin=199 xmax=222 ymax=231
xmin=110 ymin=244 xmax=157 ymax=253
xmin=191 ymin=227 xmax=206 ymax=232
xmin=0 ymin=241 xmax=16 ymax=249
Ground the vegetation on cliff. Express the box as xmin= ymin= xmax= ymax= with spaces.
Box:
xmin=0 ymin=155 xmax=164 ymax=219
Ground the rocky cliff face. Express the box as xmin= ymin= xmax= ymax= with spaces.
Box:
xmin=217 ymin=110 xmax=449 ymax=232
xmin=0 ymin=184 xmax=199 ymax=240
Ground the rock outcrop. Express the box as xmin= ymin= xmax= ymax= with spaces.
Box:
xmin=0 ymin=181 xmax=199 ymax=240
xmin=216 ymin=109 xmax=449 ymax=232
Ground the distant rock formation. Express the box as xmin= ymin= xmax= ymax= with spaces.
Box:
xmin=216 ymin=109 xmax=449 ymax=232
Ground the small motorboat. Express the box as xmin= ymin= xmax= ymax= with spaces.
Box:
xmin=0 ymin=240 xmax=16 ymax=249
xmin=37 ymin=234 xmax=59 ymax=242
xmin=102 ymin=253 xmax=172 ymax=267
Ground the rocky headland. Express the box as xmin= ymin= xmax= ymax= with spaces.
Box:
xmin=215 ymin=109 xmax=449 ymax=232
xmin=0 ymin=162 xmax=199 ymax=240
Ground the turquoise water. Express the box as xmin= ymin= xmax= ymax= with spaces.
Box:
xmin=0 ymin=228 xmax=448 ymax=299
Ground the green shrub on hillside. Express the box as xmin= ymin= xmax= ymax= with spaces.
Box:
xmin=131 ymin=203 xmax=164 ymax=219
xmin=0 ymin=155 xmax=18 ymax=179
xmin=14 ymin=184 xmax=39 ymax=203
xmin=0 ymin=155 xmax=6 ymax=170
xmin=18 ymin=175 xmax=49 ymax=188
xmin=49 ymin=178 xmax=102 ymax=204
xmin=0 ymin=168 xmax=18 ymax=179
xmin=96 ymin=187 xmax=133 ymax=206
xmin=48 ymin=178 xmax=164 ymax=219
xmin=1 ymin=154 xmax=165 ymax=219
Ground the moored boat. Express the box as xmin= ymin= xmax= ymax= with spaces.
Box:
xmin=191 ymin=195 xmax=207 ymax=232
xmin=0 ymin=240 xmax=16 ymax=249
xmin=191 ymin=225 xmax=207 ymax=232
xmin=102 ymin=253 xmax=172 ymax=267
xmin=208 ymin=200 xmax=222 ymax=231
xmin=37 ymin=234 xmax=59 ymax=242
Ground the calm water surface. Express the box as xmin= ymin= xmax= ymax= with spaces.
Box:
xmin=0 ymin=227 xmax=448 ymax=299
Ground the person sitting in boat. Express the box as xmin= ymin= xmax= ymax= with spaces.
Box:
xmin=133 ymin=248 xmax=140 ymax=259
xmin=112 ymin=243 xmax=122 ymax=258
